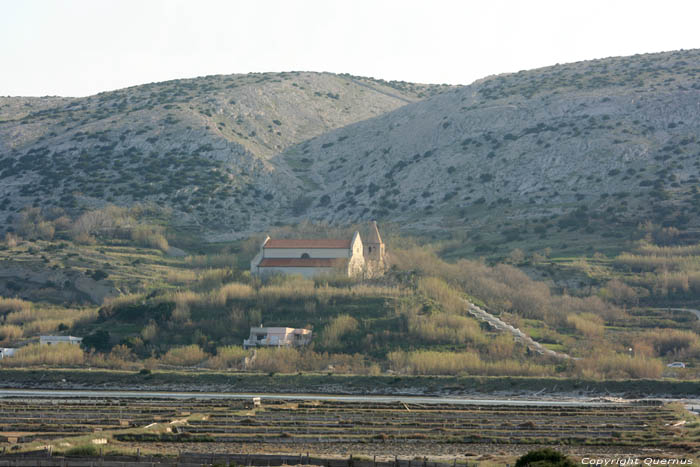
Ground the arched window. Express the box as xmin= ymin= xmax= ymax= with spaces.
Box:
xmin=301 ymin=253 xmax=310 ymax=259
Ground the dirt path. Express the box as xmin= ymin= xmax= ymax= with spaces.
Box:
xmin=661 ymin=307 xmax=700 ymax=320
xmin=464 ymin=300 xmax=574 ymax=360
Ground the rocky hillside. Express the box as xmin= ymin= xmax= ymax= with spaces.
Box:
xmin=3 ymin=50 xmax=700 ymax=253
xmin=0 ymin=73 xmax=449 ymax=233
xmin=282 ymin=49 xmax=700 ymax=253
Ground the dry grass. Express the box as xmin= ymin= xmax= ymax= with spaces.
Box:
xmin=405 ymin=310 xmax=486 ymax=346
xmin=0 ymin=297 xmax=31 ymax=315
xmin=160 ymin=344 xmax=209 ymax=367
xmin=566 ymin=313 xmax=604 ymax=338
xmin=0 ymin=342 xmax=85 ymax=367
xmin=102 ymin=293 xmax=146 ymax=312
xmin=5 ymin=307 xmax=97 ymax=334
xmin=205 ymin=345 xmax=249 ymax=369
xmin=165 ymin=268 xmax=198 ymax=283
xmin=392 ymin=247 xmax=626 ymax=326
xmin=184 ymin=253 xmax=237 ymax=269
xmin=320 ymin=315 xmax=358 ymax=349
xmin=642 ymin=329 xmax=700 ymax=358
xmin=130 ymin=225 xmax=169 ymax=252
xmin=0 ymin=324 xmax=23 ymax=344
xmin=213 ymin=282 xmax=255 ymax=305
xmin=387 ymin=350 xmax=553 ymax=376
xmin=574 ymin=352 xmax=663 ymax=379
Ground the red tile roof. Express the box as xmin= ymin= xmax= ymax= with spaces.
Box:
xmin=258 ymin=258 xmax=348 ymax=268
xmin=264 ymin=239 xmax=351 ymax=249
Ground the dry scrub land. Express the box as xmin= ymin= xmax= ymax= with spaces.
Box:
xmin=1 ymin=210 xmax=700 ymax=382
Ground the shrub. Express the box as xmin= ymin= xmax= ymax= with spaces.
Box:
xmin=406 ymin=312 xmax=485 ymax=346
xmin=599 ymin=279 xmax=638 ymax=305
xmin=574 ymin=352 xmax=663 ymax=379
xmin=320 ymin=315 xmax=358 ymax=349
xmin=130 ymin=225 xmax=169 ymax=252
xmin=1 ymin=342 xmax=85 ymax=367
xmin=65 ymin=445 xmax=98 ymax=457
xmin=205 ymin=345 xmax=249 ymax=369
xmin=0 ymin=297 xmax=31 ymax=315
xmin=4 ymin=232 xmax=19 ymax=248
xmin=515 ymin=448 xmax=575 ymax=467
xmin=248 ymin=347 xmax=300 ymax=373
xmin=644 ymin=329 xmax=700 ymax=357
xmin=140 ymin=322 xmax=158 ymax=342
xmin=387 ymin=350 xmax=552 ymax=376
xmin=184 ymin=253 xmax=237 ymax=269
xmin=0 ymin=324 xmax=23 ymax=343
xmin=566 ymin=313 xmax=604 ymax=338
xmin=160 ymin=344 xmax=208 ymax=367
xmin=82 ymin=330 xmax=112 ymax=353
xmin=214 ymin=282 xmax=255 ymax=305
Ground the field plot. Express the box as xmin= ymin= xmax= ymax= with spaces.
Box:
xmin=0 ymin=396 xmax=697 ymax=463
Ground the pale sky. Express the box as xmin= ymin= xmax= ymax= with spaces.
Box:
xmin=2 ymin=0 xmax=699 ymax=97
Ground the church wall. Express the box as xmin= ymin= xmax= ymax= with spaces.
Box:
xmin=257 ymin=266 xmax=336 ymax=278
xmin=263 ymin=247 xmax=350 ymax=259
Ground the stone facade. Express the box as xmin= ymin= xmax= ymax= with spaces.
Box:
xmin=250 ymin=222 xmax=386 ymax=278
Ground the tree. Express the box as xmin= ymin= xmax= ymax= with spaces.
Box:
xmin=82 ymin=330 xmax=112 ymax=353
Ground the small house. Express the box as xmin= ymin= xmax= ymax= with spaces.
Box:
xmin=40 ymin=336 xmax=83 ymax=346
xmin=0 ymin=348 xmax=16 ymax=359
xmin=243 ymin=327 xmax=312 ymax=349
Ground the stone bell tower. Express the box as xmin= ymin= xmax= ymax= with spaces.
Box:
xmin=363 ymin=221 xmax=385 ymax=275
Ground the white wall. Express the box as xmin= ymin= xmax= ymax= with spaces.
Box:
xmin=263 ymin=247 xmax=350 ymax=259
xmin=257 ymin=266 xmax=335 ymax=278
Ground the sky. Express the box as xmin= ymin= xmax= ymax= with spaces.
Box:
xmin=2 ymin=0 xmax=699 ymax=97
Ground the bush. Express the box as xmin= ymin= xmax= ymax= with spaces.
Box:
xmin=82 ymin=330 xmax=112 ymax=353
xmin=0 ymin=324 xmax=23 ymax=343
xmin=1 ymin=343 xmax=85 ymax=367
xmin=130 ymin=225 xmax=169 ymax=252
xmin=0 ymin=297 xmax=31 ymax=314
xmin=566 ymin=313 xmax=604 ymax=338
xmin=248 ymin=347 xmax=300 ymax=373
xmin=515 ymin=448 xmax=575 ymax=467
xmin=574 ymin=352 xmax=663 ymax=379
xmin=160 ymin=344 xmax=208 ymax=367
xmin=320 ymin=315 xmax=358 ymax=349
xmin=65 ymin=445 xmax=98 ymax=457
xmin=387 ymin=350 xmax=553 ymax=376
xmin=206 ymin=345 xmax=249 ymax=370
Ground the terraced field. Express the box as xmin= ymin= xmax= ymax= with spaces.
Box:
xmin=0 ymin=395 xmax=697 ymax=463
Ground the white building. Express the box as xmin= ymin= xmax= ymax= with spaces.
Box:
xmin=250 ymin=232 xmax=365 ymax=278
xmin=243 ymin=327 xmax=312 ymax=349
xmin=0 ymin=348 xmax=16 ymax=359
xmin=249 ymin=222 xmax=386 ymax=278
xmin=40 ymin=336 xmax=83 ymax=346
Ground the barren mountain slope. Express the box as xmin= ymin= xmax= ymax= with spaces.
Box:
xmin=0 ymin=72 xmax=448 ymax=233
xmin=281 ymin=49 xmax=700 ymax=250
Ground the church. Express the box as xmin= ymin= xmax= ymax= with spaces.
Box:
xmin=250 ymin=221 xmax=386 ymax=278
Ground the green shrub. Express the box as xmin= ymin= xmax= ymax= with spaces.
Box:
xmin=65 ymin=445 xmax=98 ymax=457
xmin=515 ymin=448 xmax=575 ymax=467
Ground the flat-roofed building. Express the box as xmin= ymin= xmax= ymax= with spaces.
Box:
xmin=40 ymin=336 xmax=83 ymax=346
xmin=243 ymin=327 xmax=312 ymax=349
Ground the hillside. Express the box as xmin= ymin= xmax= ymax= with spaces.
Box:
xmin=3 ymin=50 xmax=700 ymax=253
xmin=0 ymin=73 xmax=449 ymax=234
xmin=281 ymin=49 xmax=700 ymax=255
